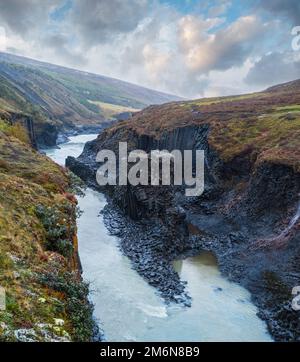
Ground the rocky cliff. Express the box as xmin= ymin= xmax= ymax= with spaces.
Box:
xmin=67 ymin=79 xmax=300 ymax=341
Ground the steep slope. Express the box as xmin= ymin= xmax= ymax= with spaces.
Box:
xmin=68 ymin=79 xmax=300 ymax=341
xmin=0 ymin=121 xmax=98 ymax=341
xmin=0 ymin=52 xmax=181 ymax=109
xmin=0 ymin=52 xmax=181 ymax=147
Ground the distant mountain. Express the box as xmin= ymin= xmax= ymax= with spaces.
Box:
xmin=0 ymin=52 xmax=182 ymax=146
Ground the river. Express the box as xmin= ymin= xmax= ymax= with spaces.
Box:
xmin=45 ymin=134 xmax=272 ymax=342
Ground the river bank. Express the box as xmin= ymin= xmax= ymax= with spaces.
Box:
xmin=0 ymin=126 xmax=97 ymax=342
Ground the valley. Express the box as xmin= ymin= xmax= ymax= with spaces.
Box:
xmin=0 ymin=52 xmax=181 ymax=148
xmin=0 ymin=51 xmax=299 ymax=341
xmin=68 ymin=79 xmax=300 ymax=341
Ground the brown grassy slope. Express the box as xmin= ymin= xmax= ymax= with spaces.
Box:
xmin=111 ymin=79 xmax=300 ymax=171
xmin=0 ymin=125 xmax=94 ymax=341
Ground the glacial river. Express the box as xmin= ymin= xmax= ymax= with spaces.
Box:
xmin=46 ymin=134 xmax=272 ymax=342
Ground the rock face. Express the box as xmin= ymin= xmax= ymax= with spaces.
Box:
xmin=67 ymin=79 xmax=300 ymax=341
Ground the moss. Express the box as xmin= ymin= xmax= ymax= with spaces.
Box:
xmin=38 ymin=271 xmax=98 ymax=342
xmin=0 ymin=131 xmax=96 ymax=341
xmin=0 ymin=120 xmax=30 ymax=144
xmin=208 ymin=112 xmax=300 ymax=170
xmin=0 ymin=132 xmax=70 ymax=193
xmin=115 ymin=79 xmax=300 ymax=173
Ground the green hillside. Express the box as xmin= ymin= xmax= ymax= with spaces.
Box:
xmin=0 ymin=52 xmax=181 ymax=147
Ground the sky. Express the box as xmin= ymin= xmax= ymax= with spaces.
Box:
xmin=0 ymin=0 xmax=299 ymax=98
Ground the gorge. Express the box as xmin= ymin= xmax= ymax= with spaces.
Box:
xmin=0 ymin=52 xmax=299 ymax=341
xmin=46 ymin=134 xmax=272 ymax=342
xmin=67 ymin=79 xmax=300 ymax=342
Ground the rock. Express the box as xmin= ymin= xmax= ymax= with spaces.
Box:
xmin=14 ymin=328 xmax=37 ymax=342
xmin=54 ymin=318 xmax=65 ymax=326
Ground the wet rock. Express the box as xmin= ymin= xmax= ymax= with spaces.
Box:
xmin=14 ymin=329 xmax=37 ymax=342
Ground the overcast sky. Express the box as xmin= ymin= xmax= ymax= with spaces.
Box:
xmin=0 ymin=0 xmax=299 ymax=98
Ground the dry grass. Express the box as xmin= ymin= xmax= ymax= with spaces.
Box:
xmin=0 ymin=120 xmax=30 ymax=144
xmin=114 ymin=80 xmax=300 ymax=171
xmin=0 ymin=131 xmax=94 ymax=341
xmin=89 ymin=100 xmax=139 ymax=119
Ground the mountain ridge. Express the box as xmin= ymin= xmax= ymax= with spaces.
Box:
xmin=0 ymin=51 xmax=182 ymax=147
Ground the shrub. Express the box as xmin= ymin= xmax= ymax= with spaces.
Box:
xmin=35 ymin=204 xmax=75 ymax=258
xmin=0 ymin=120 xmax=30 ymax=144
xmin=38 ymin=271 xmax=98 ymax=341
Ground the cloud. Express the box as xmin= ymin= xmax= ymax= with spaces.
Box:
xmin=208 ymin=1 xmax=232 ymax=17
xmin=70 ymin=0 xmax=149 ymax=46
xmin=0 ymin=0 xmax=62 ymax=35
xmin=0 ymin=0 xmax=297 ymax=98
xmin=257 ymin=0 xmax=300 ymax=26
xmin=105 ymin=12 xmax=268 ymax=98
xmin=0 ymin=26 xmax=6 ymax=52
xmin=142 ymin=44 xmax=171 ymax=81
xmin=178 ymin=15 xmax=264 ymax=73
xmin=42 ymin=34 xmax=87 ymax=67
xmin=245 ymin=52 xmax=300 ymax=87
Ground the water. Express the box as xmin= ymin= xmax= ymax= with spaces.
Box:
xmin=45 ymin=134 xmax=272 ymax=342
xmin=277 ymin=202 xmax=300 ymax=239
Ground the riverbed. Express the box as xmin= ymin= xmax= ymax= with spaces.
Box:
xmin=46 ymin=134 xmax=272 ymax=342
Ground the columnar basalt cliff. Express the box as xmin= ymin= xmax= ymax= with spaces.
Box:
xmin=67 ymin=79 xmax=300 ymax=341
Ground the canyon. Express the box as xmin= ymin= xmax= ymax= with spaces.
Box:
xmin=0 ymin=51 xmax=299 ymax=341
xmin=67 ymin=79 xmax=300 ymax=341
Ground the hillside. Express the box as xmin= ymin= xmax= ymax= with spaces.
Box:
xmin=0 ymin=121 xmax=98 ymax=341
xmin=0 ymin=52 xmax=181 ymax=147
xmin=109 ymin=79 xmax=300 ymax=171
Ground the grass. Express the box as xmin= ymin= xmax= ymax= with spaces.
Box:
xmin=89 ymin=100 xmax=139 ymax=119
xmin=0 ymin=119 xmax=30 ymax=144
xmin=117 ymin=81 xmax=300 ymax=172
xmin=276 ymin=105 xmax=300 ymax=113
xmin=0 ymin=128 xmax=69 ymax=193
xmin=0 ymin=126 xmax=96 ymax=341
xmin=182 ymin=91 xmax=265 ymax=108
xmin=209 ymin=112 xmax=300 ymax=171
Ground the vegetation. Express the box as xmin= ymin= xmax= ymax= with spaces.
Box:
xmin=117 ymin=79 xmax=300 ymax=172
xmin=209 ymin=112 xmax=300 ymax=171
xmin=0 ymin=126 xmax=96 ymax=341
xmin=38 ymin=271 xmax=97 ymax=342
xmin=0 ymin=52 xmax=179 ymax=133
xmin=35 ymin=204 xmax=75 ymax=258
xmin=89 ymin=100 xmax=139 ymax=119
xmin=0 ymin=120 xmax=30 ymax=144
